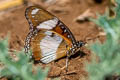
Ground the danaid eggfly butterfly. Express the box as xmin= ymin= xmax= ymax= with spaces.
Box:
xmin=24 ymin=6 xmax=85 ymax=68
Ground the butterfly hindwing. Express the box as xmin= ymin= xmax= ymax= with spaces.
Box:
xmin=31 ymin=30 xmax=68 ymax=63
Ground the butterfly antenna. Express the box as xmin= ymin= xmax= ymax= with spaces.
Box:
xmin=66 ymin=56 xmax=69 ymax=72
xmin=83 ymin=32 xmax=92 ymax=43
xmin=83 ymin=31 xmax=100 ymax=44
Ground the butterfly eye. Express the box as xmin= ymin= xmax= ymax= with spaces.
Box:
xmin=77 ymin=41 xmax=85 ymax=48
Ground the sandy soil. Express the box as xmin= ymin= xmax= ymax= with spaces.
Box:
xmin=0 ymin=0 xmax=108 ymax=80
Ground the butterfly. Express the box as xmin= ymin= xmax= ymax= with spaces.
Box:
xmin=24 ymin=6 xmax=85 ymax=66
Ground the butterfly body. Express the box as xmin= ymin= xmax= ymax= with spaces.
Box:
xmin=24 ymin=6 xmax=85 ymax=63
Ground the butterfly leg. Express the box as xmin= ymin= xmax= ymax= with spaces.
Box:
xmin=66 ymin=49 xmax=71 ymax=72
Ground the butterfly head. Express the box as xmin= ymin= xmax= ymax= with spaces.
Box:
xmin=72 ymin=41 xmax=85 ymax=49
xmin=76 ymin=41 xmax=86 ymax=48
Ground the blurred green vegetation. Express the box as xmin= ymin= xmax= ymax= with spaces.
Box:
xmin=86 ymin=0 xmax=120 ymax=80
xmin=0 ymin=38 xmax=48 ymax=80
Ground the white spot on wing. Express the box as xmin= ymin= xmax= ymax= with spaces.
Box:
xmin=40 ymin=31 xmax=62 ymax=63
xmin=41 ymin=53 xmax=56 ymax=63
xmin=64 ymin=29 xmax=67 ymax=33
xmin=31 ymin=8 xmax=39 ymax=15
xmin=44 ymin=31 xmax=52 ymax=35
xmin=37 ymin=17 xmax=58 ymax=29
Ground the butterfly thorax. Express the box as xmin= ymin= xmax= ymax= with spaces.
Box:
xmin=68 ymin=41 xmax=85 ymax=56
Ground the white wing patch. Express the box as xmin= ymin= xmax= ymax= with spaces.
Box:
xmin=37 ymin=17 xmax=58 ymax=29
xmin=40 ymin=31 xmax=63 ymax=63
xmin=31 ymin=8 xmax=39 ymax=15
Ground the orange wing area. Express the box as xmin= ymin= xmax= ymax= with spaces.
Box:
xmin=52 ymin=26 xmax=72 ymax=45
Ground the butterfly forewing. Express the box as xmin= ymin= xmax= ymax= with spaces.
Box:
xmin=25 ymin=6 xmax=76 ymax=43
